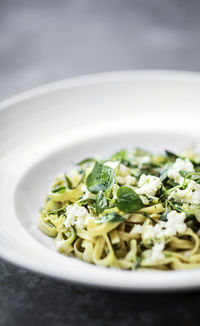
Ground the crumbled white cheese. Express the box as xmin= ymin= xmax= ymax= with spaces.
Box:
xmin=168 ymin=158 xmax=194 ymax=184
xmin=143 ymin=242 xmax=165 ymax=264
xmin=81 ymin=185 xmax=96 ymax=200
xmin=104 ymin=161 xmax=119 ymax=170
xmin=136 ymin=174 xmax=162 ymax=197
xmin=118 ymin=164 xmax=130 ymax=176
xmin=117 ymin=175 xmax=136 ymax=186
xmin=169 ymin=180 xmax=200 ymax=205
xmin=139 ymin=195 xmax=151 ymax=205
xmin=65 ymin=203 xmax=93 ymax=228
xmin=131 ymin=224 xmax=143 ymax=234
xmin=138 ymin=156 xmax=150 ymax=168
xmin=143 ymin=210 xmax=186 ymax=240
xmin=132 ymin=211 xmax=186 ymax=241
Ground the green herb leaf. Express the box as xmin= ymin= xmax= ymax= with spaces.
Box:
xmin=96 ymin=212 xmax=125 ymax=224
xmin=86 ymin=162 xmax=114 ymax=194
xmin=111 ymin=149 xmax=127 ymax=160
xmin=52 ymin=186 xmax=66 ymax=193
xmin=115 ymin=186 xmax=144 ymax=213
xmin=161 ymin=205 xmax=169 ymax=221
xmin=96 ymin=190 xmax=107 ymax=215
xmin=64 ymin=174 xmax=73 ymax=189
xmin=48 ymin=205 xmax=67 ymax=214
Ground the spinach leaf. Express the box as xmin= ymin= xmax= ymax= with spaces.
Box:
xmin=115 ymin=186 xmax=144 ymax=213
xmin=96 ymin=190 xmax=107 ymax=215
xmin=111 ymin=149 xmax=127 ymax=160
xmin=86 ymin=162 xmax=114 ymax=194
xmin=96 ymin=212 xmax=125 ymax=224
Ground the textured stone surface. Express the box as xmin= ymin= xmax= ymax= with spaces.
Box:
xmin=1 ymin=0 xmax=200 ymax=325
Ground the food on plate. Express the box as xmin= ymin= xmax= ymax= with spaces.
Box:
xmin=38 ymin=147 xmax=200 ymax=270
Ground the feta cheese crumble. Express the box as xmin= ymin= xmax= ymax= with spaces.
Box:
xmin=117 ymin=175 xmax=136 ymax=186
xmin=116 ymin=164 xmax=136 ymax=185
xmin=143 ymin=242 xmax=165 ymax=264
xmin=65 ymin=203 xmax=93 ymax=228
xmin=104 ymin=161 xmax=119 ymax=170
xmin=169 ymin=180 xmax=200 ymax=205
xmin=131 ymin=210 xmax=187 ymax=241
xmin=136 ymin=174 xmax=162 ymax=196
xmin=168 ymin=158 xmax=194 ymax=184
xmin=118 ymin=164 xmax=130 ymax=176
xmin=138 ymin=156 xmax=150 ymax=168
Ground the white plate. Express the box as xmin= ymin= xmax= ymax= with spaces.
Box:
xmin=1 ymin=70 xmax=200 ymax=291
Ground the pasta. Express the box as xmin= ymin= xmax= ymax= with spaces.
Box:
xmin=38 ymin=148 xmax=200 ymax=270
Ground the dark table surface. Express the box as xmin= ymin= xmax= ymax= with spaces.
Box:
xmin=1 ymin=1 xmax=200 ymax=325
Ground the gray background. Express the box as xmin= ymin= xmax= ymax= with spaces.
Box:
xmin=1 ymin=1 xmax=200 ymax=325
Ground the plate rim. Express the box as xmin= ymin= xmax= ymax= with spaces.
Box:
xmin=2 ymin=69 xmax=200 ymax=291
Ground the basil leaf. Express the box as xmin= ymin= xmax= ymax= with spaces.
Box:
xmin=96 ymin=190 xmax=107 ymax=215
xmin=96 ymin=212 xmax=125 ymax=224
xmin=111 ymin=149 xmax=127 ymax=160
xmin=116 ymin=186 xmax=144 ymax=213
xmin=52 ymin=186 xmax=66 ymax=193
xmin=86 ymin=162 xmax=114 ymax=194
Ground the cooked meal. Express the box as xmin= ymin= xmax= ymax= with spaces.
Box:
xmin=38 ymin=147 xmax=200 ymax=270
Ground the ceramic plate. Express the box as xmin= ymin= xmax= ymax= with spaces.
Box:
xmin=1 ymin=70 xmax=200 ymax=291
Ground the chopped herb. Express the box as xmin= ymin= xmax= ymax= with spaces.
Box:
xmin=52 ymin=186 xmax=66 ymax=193
xmin=161 ymin=205 xmax=169 ymax=221
xmin=64 ymin=174 xmax=73 ymax=189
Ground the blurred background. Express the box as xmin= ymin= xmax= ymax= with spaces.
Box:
xmin=1 ymin=0 xmax=200 ymax=101
xmin=1 ymin=1 xmax=200 ymax=325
